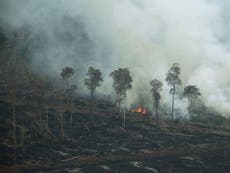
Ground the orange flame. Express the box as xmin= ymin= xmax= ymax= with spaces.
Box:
xmin=131 ymin=106 xmax=148 ymax=115
xmin=136 ymin=107 xmax=142 ymax=113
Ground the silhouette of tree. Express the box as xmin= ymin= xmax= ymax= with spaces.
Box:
xmin=61 ymin=67 xmax=74 ymax=90
xmin=61 ymin=66 xmax=75 ymax=129
xmin=166 ymin=63 xmax=181 ymax=125
xmin=110 ymin=68 xmax=132 ymax=110
xmin=84 ymin=67 xmax=103 ymax=99
xmin=67 ymin=84 xmax=77 ymax=129
xmin=150 ymin=79 xmax=163 ymax=122
xmin=110 ymin=68 xmax=132 ymax=129
xmin=183 ymin=85 xmax=201 ymax=106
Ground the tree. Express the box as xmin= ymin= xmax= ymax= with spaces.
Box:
xmin=165 ymin=63 xmax=181 ymax=125
xmin=110 ymin=68 xmax=132 ymax=129
xmin=110 ymin=68 xmax=132 ymax=110
xmin=9 ymin=88 xmax=17 ymax=145
xmin=0 ymin=29 xmax=7 ymax=74
xmin=84 ymin=67 xmax=103 ymax=99
xmin=59 ymin=112 xmax=65 ymax=141
xmin=67 ymin=84 xmax=77 ymax=129
xmin=61 ymin=67 xmax=74 ymax=90
xmin=61 ymin=67 xmax=75 ymax=128
xmin=9 ymin=35 xmax=18 ymax=145
xmin=183 ymin=85 xmax=201 ymax=106
xmin=44 ymin=79 xmax=54 ymax=129
xmin=150 ymin=79 xmax=163 ymax=122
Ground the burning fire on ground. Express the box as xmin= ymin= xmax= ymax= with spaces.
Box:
xmin=130 ymin=105 xmax=148 ymax=116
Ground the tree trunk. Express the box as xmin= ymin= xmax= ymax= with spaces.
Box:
xmin=91 ymin=89 xmax=94 ymax=100
xmin=46 ymin=105 xmax=49 ymax=129
xmin=89 ymin=89 xmax=94 ymax=112
xmin=115 ymin=93 xmax=120 ymax=111
xmin=118 ymin=96 xmax=122 ymax=112
xmin=115 ymin=94 xmax=118 ymax=109
xmin=190 ymin=97 xmax=193 ymax=106
xmin=188 ymin=97 xmax=193 ymax=120
xmin=171 ymin=86 xmax=175 ymax=127
xmin=123 ymin=96 xmax=126 ymax=130
xmin=155 ymin=99 xmax=159 ymax=124
xmin=60 ymin=113 xmax=64 ymax=141
xmin=70 ymin=99 xmax=73 ymax=129
xmin=66 ymin=79 xmax=69 ymax=90
xmin=13 ymin=96 xmax=16 ymax=145
xmin=38 ymin=110 xmax=42 ymax=125
xmin=123 ymin=108 xmax=126 ymax=130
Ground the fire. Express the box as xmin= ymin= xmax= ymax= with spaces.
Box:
xmin=131 ymin=105 xmax=148 ymax=115
xmin=136 ymin=107 xmax=143 ymax=113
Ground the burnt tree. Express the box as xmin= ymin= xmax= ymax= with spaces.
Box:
xmin=61 ymin=67 xmax=74 ymax=90
xmin=150 ymin=79 xmax=163 ymax=123
xmin=84 ymin=67 xmax=103 ymax=100
xmin=110 ymin=68 xmax=132 ymax=129
xmin=61 ymin=67 xmax=75 ymax=128
xmin=166 ymin=63 xmax=181 ymax=126
xmin=183 ymin=85 xmax=201 ymax=116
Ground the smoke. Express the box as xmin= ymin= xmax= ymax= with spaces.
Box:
xmin=0 ymin=0 xmax=230 ymax=117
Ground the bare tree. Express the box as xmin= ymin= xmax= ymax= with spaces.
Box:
xmin=84 ymin=67 xmax=103 ymax=99
xmin=165 ymin=63 xmax=181 ymax=126
xmin=110 ymin=68 xmax=132 ymax=129
xmin=150 ymin=79 xmax=163 ymax=123
xmin=67 ymin=84 xmax=77 ymax=129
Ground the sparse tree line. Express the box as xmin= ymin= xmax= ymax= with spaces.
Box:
xmin=60 ymin=63 xmax=201 ymax=130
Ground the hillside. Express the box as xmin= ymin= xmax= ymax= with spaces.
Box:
xmin=0 ymin=88 xmax=230 ymax=173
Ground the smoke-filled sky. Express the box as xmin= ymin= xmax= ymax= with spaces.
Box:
xmin=1 ymin=0 xmax=230 ymax=117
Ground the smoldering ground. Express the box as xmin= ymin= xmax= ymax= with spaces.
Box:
xmin=0 ymin=0 xmax=230 ymax=117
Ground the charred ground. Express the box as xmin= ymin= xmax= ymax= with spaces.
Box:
xmin=0 ymin=80 xmax=230 ymax=173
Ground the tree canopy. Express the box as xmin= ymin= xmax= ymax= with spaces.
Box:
xmin=61 ymin=67 xmax=74 ymax=80
xmin=61 ymin=66 xmax=74 ymax=89
xmin=183 ymin=85 xmax=201 ymax=105
xmin=166 ymin=63 xmax=182 ymax=92
xmin=84 ymin=67 xmax=103 ymax=98
xmin=150 ymin=79 xmax=163 ymax=94
xmin=110 ymin=68 xmax=132 ymax=108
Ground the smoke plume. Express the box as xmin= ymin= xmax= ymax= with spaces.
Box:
xmin=1 ymin=0 xmax=230 ymax=117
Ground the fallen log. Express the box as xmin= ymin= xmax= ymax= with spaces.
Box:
xmin=62 ymin=155 xmax=81 ymax=162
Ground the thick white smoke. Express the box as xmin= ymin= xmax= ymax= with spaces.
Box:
xmin=0 ymin=0 xmax=230 ymax=117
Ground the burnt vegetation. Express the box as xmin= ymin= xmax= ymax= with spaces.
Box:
xmin=0 ymin=28 xmax=230 ymax=173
